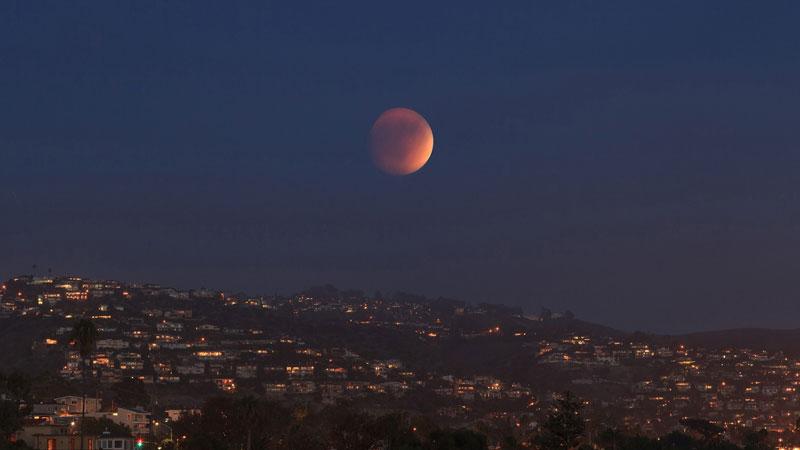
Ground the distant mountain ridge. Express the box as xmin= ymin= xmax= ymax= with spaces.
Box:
xmin=3 ymin=274 xmax=800 ymax=360
xmin=672 ymin=327 xmax=800 ymax=354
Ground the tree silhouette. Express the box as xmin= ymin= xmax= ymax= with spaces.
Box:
xmin=69 ymin=318 xmax=97 ymax=450
xmin=741 ymin=428 xmax=770 ymax=450
xmin=325 ymin=404 xmax=380 ymax=450
xmin=428 ymin=428 xmax=488 ymax=450
xmin=70 ymin=318 xmax=98 ymax=379
xmin=0 ymin=372 xmax=32 ymax=446
xmin=534 ymin=391 xmax=585 ymax=449
xmin=81 ymin=417 xmax=132 ymax=437
xmin=679 ymin=418 xmax=723 ymax=442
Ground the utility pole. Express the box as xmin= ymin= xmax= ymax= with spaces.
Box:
xmin=80 ymin=393 xmax=86 ymax=450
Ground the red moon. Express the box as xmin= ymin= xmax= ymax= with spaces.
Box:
xmin=369 ymin=107 xmax=434 ymax=175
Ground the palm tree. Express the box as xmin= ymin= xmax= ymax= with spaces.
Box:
xmin=70 ymin=318 xmax=98 ymax=379
xmin=70 ymin=318 xmax=97 ymax=450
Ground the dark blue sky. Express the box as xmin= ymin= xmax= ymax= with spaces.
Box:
xmin=3 ymin=2 xmax=800 ymax=333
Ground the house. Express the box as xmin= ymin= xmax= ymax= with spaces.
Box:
xmin=175 ymin=363 xmax=205 ymax=376
xmin=15 ymin=425 xmax=95 ymax=450
xmin=286 ymin=366 xmax=314 ymax=378
xmin=110 ymin=407 xmax=150 ymax=436
xmin=97 ymin=431 xmax=134 ymax=450
xmin=156 ymin=321 xmax=183 ymax=332
xmin=263 ymin=383 xmax=288 ymax=397
xmin=164 ymin=309 xmax=192 ymax=319
xmin=96 ymin=339 xmax=130 ymax=350
xmin=380 ymin=381 xmax=409 ymax=396
xmin=235 ymin=365 xmax=258 ymax=379
xmin=117 ymin=354 xmax=144 ymax=371
xmin=319 ymin=383 xmax=344 ymax=403
xmin=30 ymin=403 xmax=61 ymax=416
xmin=289 ymin=381 xmax=316 ymax=394
xmin=214 ymin=378 xmax=237 ymax=393
xmin=324 ymin=367 xmax=348 ymax=379
xmin=55 ymin=396 xmax=102 ymax=414
xmin=164 ymin=408 xmax=200 ymax=422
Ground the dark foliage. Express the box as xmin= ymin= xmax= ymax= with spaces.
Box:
xmin=0 ymin=371 xmax=32 ymax=443
xmin=167 ymin=395 xmax=775 ymax=450
xmin=428 ymin=429 xmax=488 ymax=450
xmin=81 ymin=417 xmax=132 ymax=437
xmin=534 ymin=391 xmax=585 ymax=449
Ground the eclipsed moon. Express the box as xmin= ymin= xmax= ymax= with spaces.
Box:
xmin=369 ymin=107 xmax=434 ymax=176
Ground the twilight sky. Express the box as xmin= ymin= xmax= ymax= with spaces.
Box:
xmin=2 ymin=2 xmax=800 ymax=333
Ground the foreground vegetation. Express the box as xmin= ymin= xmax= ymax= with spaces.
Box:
xmin=0 ymin=369 xmax=781 ymax=450
xmin=164 ymin=392 xmax=775 ymax=450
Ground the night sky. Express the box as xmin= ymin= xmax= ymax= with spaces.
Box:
xmin=3 ymin=2 xmax=800 ymax=333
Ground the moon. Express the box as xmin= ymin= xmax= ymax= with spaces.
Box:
xmin=369 ymin=107 xmax=434 ymax=175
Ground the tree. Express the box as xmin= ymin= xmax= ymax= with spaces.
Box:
xmin=0 ymin=440 xmax=37 ymax=450
xmin=69 ymin=319 xmax=98 ymax=380
xmin=0 ymin=372 xmax=32 ymax=445
xmin=562 ymin=426 xmax=750 ymax=450
xmin=428 ymin=429 xmax=488 ymax=450
xmin=534 ymin=391 xmax=585 ymax=450
xmin=741 ymin=428 xmax=770 ymax=450
xmin=243 ymin=398 xmax=290 ymax=450
xmin=679 ymin=418 xmax=724 ymax=442
xmin=0 ymin=373 xmax=31 ymax=404
xmin=81 ymin=418 xmax=132 ymax=437
xmin=660 ymin=430 xmax=697 ymax=450
xmin=177 ymin=396 xmax=291 ymax=450
xmin=372 ymin=413 xmax=422 ymax=450
xmin=593 ymin=428 xmax=661 ymax=450
xmin=0 ymin=400 xmax=23 ymax=443
xmin=234 ymin=396 xmax=263 ymax=450
xmin=111 ymin=378 xmax=150 ymax=409
xmin=171 ymin=413 xmax=209 ymax=450
xmin=284 ymin=421 xmax=327 ymax=450
xmin=594 ymin=428 xmax=623 ymax=450
xmin=325 ymin=405 xmax=381 ymax=450
xmin=69 ymin=318 xmax=97 ymax=450
xmin=475 ymin=412 xmax=539 ymax=450
xmin=241 ymin=396 xmax=259 ymax=450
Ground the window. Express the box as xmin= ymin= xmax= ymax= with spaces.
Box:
xmin=88 ymin=438 xmax=94 ymax=450
xmin=47 ymin=439 xmax=57 ymax=450
xmin=115 ymin=440 xmax=123 ymax=448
